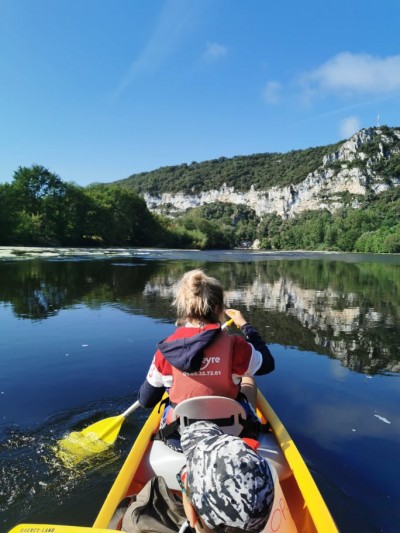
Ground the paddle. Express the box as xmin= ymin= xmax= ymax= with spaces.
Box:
xmin=80 ymin=399 xmax=140 ymax=443
xmin=57 ymin=318 xmax=235 ymax=463
xmin=57 ymin=400 xmax=140 ymax=462
xmin=221 ymin=318 xmax=234 ymax=330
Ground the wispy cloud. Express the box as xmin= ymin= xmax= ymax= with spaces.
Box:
xmin=302 ymin=52 xmax=400 ymax=97
xmin=263 ymin=81 xmax=282 ymax=104
xmin=202 ymin=41 xmax=228 ymax=61
xmin=339 ymin=116 xmax=361 ymax=138
xmin=112 ymin=0 xmax=198 ymax=100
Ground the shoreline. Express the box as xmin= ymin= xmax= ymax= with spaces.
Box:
xmin=0 ymin=246 xmax=399 ymax=262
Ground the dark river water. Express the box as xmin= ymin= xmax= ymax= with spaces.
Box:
xmin=1 ymin=248 xmax=399 ymax=533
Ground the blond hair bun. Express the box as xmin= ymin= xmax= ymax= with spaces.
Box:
xmin=173 ymin=269 xmax=224 ymax=324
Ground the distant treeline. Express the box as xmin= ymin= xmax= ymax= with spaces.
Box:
xmin=1 ymin=165 xmax=399 ymax=252
xmin=175 ymin=192 xmax=400 ymax=252
xmin=0 ymin=165 xmax=235 ymax=248
xmin=0 ymin=166 xmax=156 ymax=247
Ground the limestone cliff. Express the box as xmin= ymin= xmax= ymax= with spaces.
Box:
xmin=136 ymin=127 xmax=400 ymax=218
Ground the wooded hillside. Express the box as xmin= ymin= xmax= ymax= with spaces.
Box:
xmin=115 ymin=142 xmax=344 ymax=194
xmin=1 ymin=127 xmax=399 ymax=252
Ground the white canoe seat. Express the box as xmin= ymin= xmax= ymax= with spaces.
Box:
xmin=172 ymin=395 xmax=246 ymax=436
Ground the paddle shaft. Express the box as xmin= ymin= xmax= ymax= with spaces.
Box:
xmin=221 ymin=318 xmax=234 ymax=330
xmin=122 ymin=400 xmax=141 ymax=418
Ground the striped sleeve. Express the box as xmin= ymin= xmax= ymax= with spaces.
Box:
xmin=146 ymin=350 xmax=173 ymax=388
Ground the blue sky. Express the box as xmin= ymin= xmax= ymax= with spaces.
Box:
xmin=1 ymin=0 xmax=400 ymax=186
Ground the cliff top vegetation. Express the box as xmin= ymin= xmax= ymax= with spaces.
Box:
xmin=115 ymin=126 xmax=400 ymax=195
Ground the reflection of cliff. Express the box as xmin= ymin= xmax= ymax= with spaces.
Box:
xmin=142 ymin=264 xmax=400 ymax=375
xmin=1 ymin=256 xmax=399 ymax=375
xmin=225 ymin=278 xmax=400 ymax=375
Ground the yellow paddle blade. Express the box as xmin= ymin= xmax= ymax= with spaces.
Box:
xmin=55 ymin=400 xmax=140 ymax=466
xmin=56 ymin=415 xmax=125 ymax=467
xmin=56 ymin=430 xmax=111 ymax=467
xmin=81 ymin=414 xmax=125 ymax=443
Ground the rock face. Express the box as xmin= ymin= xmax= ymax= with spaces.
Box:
xmin=143 ymin=128 xmax=400 ymax=218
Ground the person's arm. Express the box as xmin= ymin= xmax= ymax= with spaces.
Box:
xmin=240 ymin=323 xmax=275 ymax=375
xmin=138 ymin=380 xmax=165 ymax=408
xmin=137 ymin=351 xmax=170 ymax=408
xmin=225 ymin=308 xmax=275 ymax=375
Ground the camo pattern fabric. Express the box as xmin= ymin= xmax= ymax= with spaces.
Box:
xmin=181 ymin=421 xmax=274 ymax=532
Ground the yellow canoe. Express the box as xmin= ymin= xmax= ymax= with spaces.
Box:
xmin=9 ymin=390 xmax=338 ymax=533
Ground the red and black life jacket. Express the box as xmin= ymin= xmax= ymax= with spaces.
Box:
xmin=167 ymin=328 xmax=240 ymax=404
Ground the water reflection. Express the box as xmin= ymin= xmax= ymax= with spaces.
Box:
xmin=0 ymin=254 xmax=399 ymax=375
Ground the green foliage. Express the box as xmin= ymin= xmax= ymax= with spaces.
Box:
xmin=1 ymin=165 xmax=167 ymax=248
xmin=1 ymin=165 xmax=232 ymax=249
xmin=255 ymin=189 xmax=400 ymax=253
xmin=0 ymin=183 xmax=15 ymax=244
xmin=8 ymin=166 xmax=69 ymax=245
xmin=12 ymin=165 xmax=66 ymax=211
xmin=3 ymin=163 xmax=398 ymax=252
xmin=178 ymin=203 xmax=258 ymax=247
xmin=83 ymin=184 xmax=156 ymax=245
xmin=384 ymin=229 xmax=400 ymax=252
xmin=173 ymin=211 xmax=234 ymax=249
xmin=355 ymin=225 xmax=400 ymax=253
xmin=2 ymin=126 xmax=400 ymax=253
xmin=117 ymin=142 xmax=344 ymax=194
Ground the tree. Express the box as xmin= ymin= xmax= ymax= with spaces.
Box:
xmin=59 ymin=183 xmax=96 ymax=245
xmin=0 ymin=183 xmax=16 ymax=244
xmin=84 ymin=184 xmax=156 ymax=245
xmin=384 ymin=227 xmax=400 ymax=252
xmin=11 ymin=165 xmax=68 ymax=244
xmin=12 ymin=165 xmax=66 ymax=213
xmin=257 ymin=213 xmax=283 ymax=241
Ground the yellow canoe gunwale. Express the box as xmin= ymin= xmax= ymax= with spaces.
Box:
xmin=256 ymin=391 xmax=338 ymax=533
xmin=9 ymin=526 xmax=115 ymax=533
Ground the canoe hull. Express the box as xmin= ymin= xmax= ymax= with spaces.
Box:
xmin=8 ymin=390 xmax=338 ymax=533
xmin=93 ymin=390 xmax=338 ymax=532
